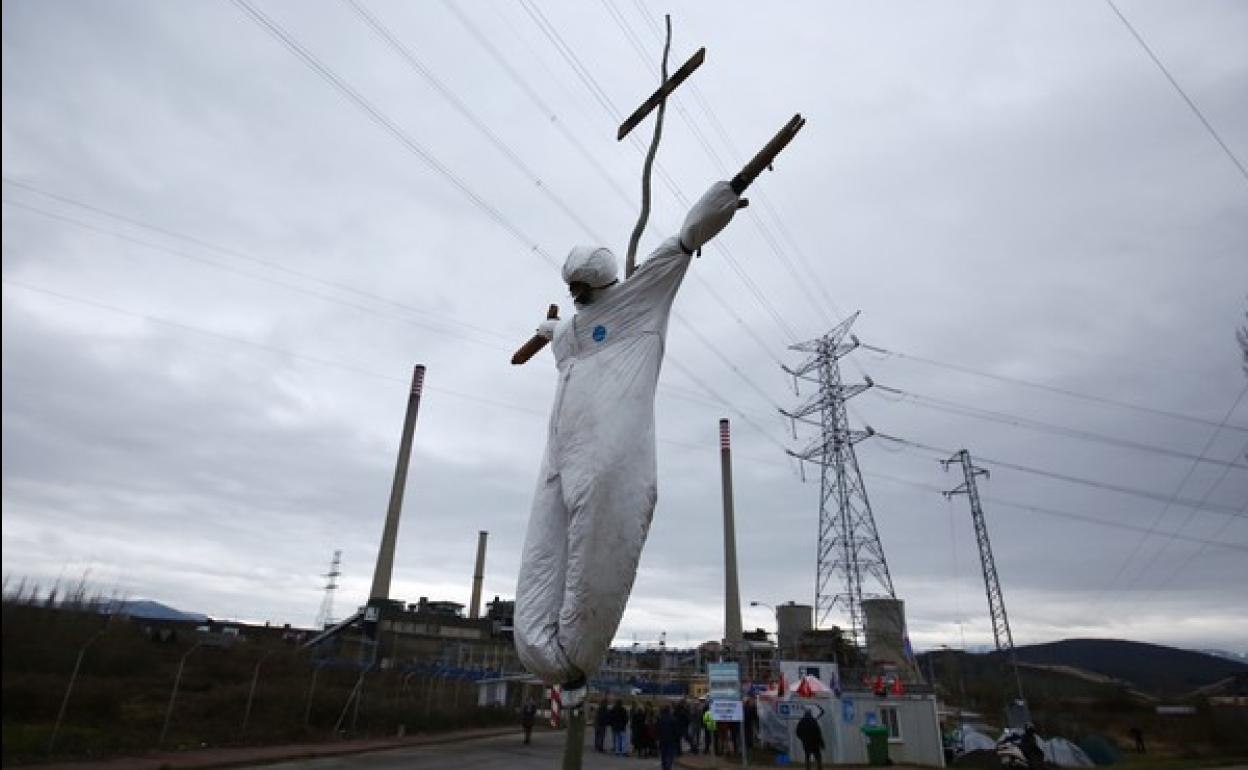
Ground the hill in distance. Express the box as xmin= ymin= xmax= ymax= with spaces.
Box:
xmin=1003 ymin=638 xmax=1247 ymax=696
xmin=99 ymin=599 xmax=208 ymax=622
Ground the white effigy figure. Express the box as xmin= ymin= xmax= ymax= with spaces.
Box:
xmin=514 ymin=181 xmax=741 ymax=701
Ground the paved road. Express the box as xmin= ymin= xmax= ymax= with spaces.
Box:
xmin=249 ymin=730 xmax=685 ymax=769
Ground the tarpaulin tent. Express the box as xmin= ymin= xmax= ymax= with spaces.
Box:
xmin=1045 ymin=737 xmax=1095 ymax=767
xmin=791 ymin=675 xmax=830 ymax=697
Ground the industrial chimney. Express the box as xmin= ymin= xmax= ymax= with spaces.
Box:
xmin=720 ymin=419 xmax=744 ymax=647
xmin=369 ymin=364 xmax=426 ymax=602
xmin=469 ymin=530 xmax=488 ymax=619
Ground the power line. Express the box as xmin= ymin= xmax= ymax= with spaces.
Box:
xmin=351 ymin=1 xmax=792 ymax=398
xmin=229 ymin=0 xmax=792 ymax=445
xmin=860 ymin=341 xmax=1248 ymax=433
xmin=872 ymin=431 xmax=1248 ymax=519
xmin=230 ymin=0 xmax=560 ymax=270
xmin=4 ymin=197 xmax=788 ymax=425
xmin=514 ymin=0 xmax=802 ymax=344
xmin=1104 ymin=0 xmax=1248 ymax=188
xmin=1126 ymin=445 xmax=1248 ymax=606
xmin=442 ymin=2 xmax=790 ymax=366
xmin=1089 ymin=381 xmax=1248 ymax=612
xmin=440 ymin=0 xmax=638 ymax=214
xmin=862 ymin=469 xmax=1248 ymax=553
xmin=2 ymin=278 xmax=789 ymax=456
xmin=2 ymin=278 xmax=543 ymax=417
xmin=2 ymin=177 xmax=512 ymax=345
xmin=1 ymin=195 xmax=512 ymax=350
xmin=610 ymin=0 xmax=839 ymax=330
xmin=341 ymin=0 xmax=606 ymax=243
xmin=10 ymin=283 xmax=1238 ymax=582
xmin=871 ymin=379 xmax=1248 ymax=470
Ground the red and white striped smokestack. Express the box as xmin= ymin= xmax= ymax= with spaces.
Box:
xmin=369 ymin=364 xmax=426 ymax=602
xmin=719 ymin=419 xmax=744 ymax=646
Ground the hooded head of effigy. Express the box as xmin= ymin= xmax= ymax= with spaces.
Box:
xmin=563 ymin=246 xmax=618 ymax=304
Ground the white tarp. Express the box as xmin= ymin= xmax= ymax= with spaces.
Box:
xmin=955 ymin=726 xmax=998 ymax=753
xmin=514 ymin=183 xmax=741 ymax=685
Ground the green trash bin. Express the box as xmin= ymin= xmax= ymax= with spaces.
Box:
xmin=862 ymin=724 xmax=891 ymax=766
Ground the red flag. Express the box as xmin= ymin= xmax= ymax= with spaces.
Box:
xmin=891 ymin=676 xmax=905 ymax=695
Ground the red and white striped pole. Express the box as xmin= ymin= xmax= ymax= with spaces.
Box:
xmin=720 ymin=419 xmax=743 ymax=646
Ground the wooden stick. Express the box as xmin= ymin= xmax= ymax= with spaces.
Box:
xmin=560 ymin=705 xmax=587 ymax=770
xmin=510 ymin=304 xmax=559 ymax=365
xmin=617 ymin=47 xmax=705 ymax=141
xmin=730 ymin=113 xmax=807 ymax=194
xmin=625 ymin=15 xmax=673 ymax=279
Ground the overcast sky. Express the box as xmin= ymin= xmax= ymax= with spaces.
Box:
xmin=3 ymin=1 xmax=1246 ymax=654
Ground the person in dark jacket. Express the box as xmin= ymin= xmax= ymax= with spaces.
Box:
xmin=657 ymin=705 xmax=681 ymax=770
xmin=674 ymin=699 xmax=690 ymax=756
xmin=593 ymin=698 xmax=610 ymax=752
xmin=688 ymin=700 xmax=704 ymax=753
xmin=520 ymin=699 xmax=537 ymax=745
xmin=610 ymin=699 xmax=630 ymax=756
xmin=1021 ymin=724 xmax=1044 ymax=770
xmin=630 ymin=703 xmax=643 ymax=756
xmin=744 ymin=697 xmax=759 ymax=751
xmin=796 ymin=709 xmax=825 ymax=770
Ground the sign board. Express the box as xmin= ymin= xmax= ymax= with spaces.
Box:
xmin=711 ymin=699 xmax=743 ymax=722
xmin=707 ymin=662 xmax=741 ymax=699
xmin=841 ymin=698 xmax=855 ymax=724
xmin=776 ymin=701 xmax=825 ymax=721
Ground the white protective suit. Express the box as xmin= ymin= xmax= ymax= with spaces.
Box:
xmin=515 ymin=181 xmax=740 ymax=685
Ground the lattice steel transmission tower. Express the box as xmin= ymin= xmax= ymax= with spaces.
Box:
xmin=781 ymin=313 xmax=895 ymax=644
xmin=943 ymin=450 xmax=1025 ymax=704
xmin=315 ymin=550 xmax=342 ymax=630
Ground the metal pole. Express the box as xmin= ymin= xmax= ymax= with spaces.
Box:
xmin=334 ymin=671 xmax=366 ymax=733
xmin=49 ymin=629 xmax=105 ymax=753
xmin=241 ymin=651 xmax=273 ymax=736
xmin=160 ymin=641 xmax=204 ymax=745
xmin=352 ymin=671 xmax=364 ymax=732
xmin=304 ymin=663 xmax=322 ymax=728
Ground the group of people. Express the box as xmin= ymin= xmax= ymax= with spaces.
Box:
xmin=586 ymin=697 xmax=759 ymax=765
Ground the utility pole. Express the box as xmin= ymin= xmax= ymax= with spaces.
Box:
xmin=942 ymin=449 xmax=1027 ymax=723
xmin=781 ymin=312 xmax=894 ymax=646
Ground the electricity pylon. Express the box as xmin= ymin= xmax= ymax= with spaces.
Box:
xmin=943 ymin=450 xmax=1026 ymax=708
xmin=315 ymin=550 xmax=342 ymax=630
xmin=781 ymin=312 xmax=895 ymax=645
